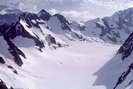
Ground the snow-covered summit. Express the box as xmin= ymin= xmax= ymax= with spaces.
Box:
xmin=0 ymin=9 xmax=66 ymax=67
xmin=47 ymin=13 xmax=84 ymax=41
xmin=76 ymin=7 xmax=133 ymax=44
xmin=38 ymin=9 xmax=51 ymax=21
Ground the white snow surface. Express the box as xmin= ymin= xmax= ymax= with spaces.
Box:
xmin=0 ymin=39 xmax=120 ymax=89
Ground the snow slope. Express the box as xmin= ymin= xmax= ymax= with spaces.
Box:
xmin=94 ymin=32 xmax=133 ymax=89
xmin=1 ymin=40 xmax=120 ymax=89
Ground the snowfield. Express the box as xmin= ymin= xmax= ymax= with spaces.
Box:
xmin=9 ymin=41 xmax=120 ymax=89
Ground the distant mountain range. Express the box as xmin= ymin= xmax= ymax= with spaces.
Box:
xmin=1 ymin=6 xmax=133 ymax=89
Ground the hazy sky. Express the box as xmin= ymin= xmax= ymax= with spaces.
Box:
xmin=1 ymin=0 xmax=133 ymax=21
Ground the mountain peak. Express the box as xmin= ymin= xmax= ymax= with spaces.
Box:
xmin=39 ymin=9 xmax=49 ymax=14
xmin=53 ymin=14 xmax=69 ymax=24
xmin=38 ymin=9 xmax=51 ymax=21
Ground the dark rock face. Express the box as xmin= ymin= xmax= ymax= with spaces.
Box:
xmin=0 ymin=23 xmax=25 ymax=66
xmin=5 ymin=37 xmax=25 ymax=66
xmin=114 ymin=63 xmax=133 ymax=89
xmin=0 ymin=22 xmax=44 ymax=66
xmin=45 ymin=34 xmax=56 ymax=45
xmin=0 ymin=57 xmax=5 ymax=64
xmin=0 ymin=81 xmax=8 ymax=89
xmin=0 ymin=79 xmax=13 ymax=89
xmin=118 ymin=32 xmax=133 ymax=60
xmin=20 ymin=12 xmax=40 ymax=28
xmin=49 ymin=36 xmax=56 ymax=44
xmin=114 ymin=32 xmax=133 ymax=88
xmin=0 ymin=11 xmax=45 ymax=66
xmin=38 ymin=9 xmax=51 ymax=21
xmin=7 ymin=65 xmax=18 ymax=74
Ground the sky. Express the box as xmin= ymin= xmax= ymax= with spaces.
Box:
xmin=1 ymin=0 xmax=133 ymax=21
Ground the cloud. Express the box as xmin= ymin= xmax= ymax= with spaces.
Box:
xmin=64 ymin=0 xmax=133 ymax=21
xmin=61 ymin=10 xmax=96 ymax=22
xmin=1 ymin=0 xmax=133 ymax=21
xmin=49 ymin=9 xmax=59 ymax=15
xmin=84 ymin=0 xmax=133 ymax=10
